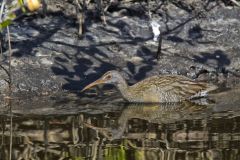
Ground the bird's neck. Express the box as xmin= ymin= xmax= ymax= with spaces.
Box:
xmin=114 ymin=77 xmax=130 ymax=99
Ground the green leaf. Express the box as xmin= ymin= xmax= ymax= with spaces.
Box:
xmin=0 ymin=19 xmax=12 ymax=29
xmin=8 ymin=13 xmax=17 ymax=20
xmin=18 ymin=0 xmax=24 ymax=6
xmin=18 ymin=0 xmax=26 ymax=13
xmin=73 ymin=156 xmax=84 ymax=160
xmin=134 ymin=150 xmax=144 ymax=160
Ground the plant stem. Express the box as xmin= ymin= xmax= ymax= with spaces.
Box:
xmin=0 ymin=0 xmax=7 ymax=22
xmin=7 ymin=26 xmax=12 ymax=93
xmin=7 ymin=25 xmax=12 ymax=160
xmin=230 ymin=0 xmax=240 ymax=6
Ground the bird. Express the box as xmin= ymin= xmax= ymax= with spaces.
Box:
xmin=81 ymin=70 xmax=217 ymax=103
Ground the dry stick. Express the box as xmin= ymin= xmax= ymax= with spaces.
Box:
xmin=0 ymin=39 xmax=3 ymax=57
xmin=230 ymin=0 xmax=240 ymax=7
xmin=7 ymin=26 xmax=13 ymax=160
xmin=1 ymin=118 xmax=5 ymax=146
xmin=86 ymin=0 xmax=91 ymax=5
xmin=75 ymin=0 xmax=85 ymax=36
xmin=156 ymin=8 xmax=203 ymax=60
xmin=156 ymin=32 xmax=162 ymax=60
xmin=0 ymin=0 xmax=4 ymax=57
xmin=95 ymin=0 xmax=107 ymax=25
xmin=102 ymin=10 xmax=107 ymax=25
xmin=147 ymin=0 xmax=151 ymax=19
xmin=76 ymin=0 xmax=90 ymax=36
xmin=101 ymin=0 xmax=109 ymax=25
xmin=9 ymin=106 xmax=13 ymax=160
xmin=79 ymin=11 xmax=84 ymax=36
xmin=0 ymin=0 xmax=7 ymax=22
xmin=7 ymin=26 xmax=12 ymax=93
xmin=44 ymin=119 xmax=49 ymax=160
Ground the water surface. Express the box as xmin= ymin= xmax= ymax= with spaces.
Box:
xmin=0 ymin=90 xmax=240 ymax=160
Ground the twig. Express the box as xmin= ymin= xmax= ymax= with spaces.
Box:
xmin=0 ymin=64 xmax=11 ymax=85
xmin=9 ymin=106 xmax=12 ymax=160
xmin=0 ymin=0 xmax=7 ymax=22
xmin=0 ymin=37 xmax=3 ymax=57
xmin=6 ymin=26 xmax=13 ymax=160
xmin=44 ymin=119 xmax=49 ymax=160
xmin=75 ymin=0 xmax=87 ymax=37
xmin=156 ymin=32 xmax=162 ymax=60
xmin=1 ymin=118 xmax=5 ymax=146
xmin=7 ymin=26 xmax=12 ymax=93
xmin=147 ymin=0 xmax=152 ymax=19
xmin=230 ymin=0 xmax=240 ymax=7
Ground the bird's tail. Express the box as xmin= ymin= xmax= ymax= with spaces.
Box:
xmin=205 ymin=83 xmax=218 ymax=93
xmin=191 ymin=83 xmax=218 ymax=99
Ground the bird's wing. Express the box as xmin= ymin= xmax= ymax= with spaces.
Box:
xmin=129 ymin=75 xmax=180 ymax=94
xmin=162 ymin=76 xmax=216 ymax=98
xmin=130 ymin=75 xmax=215 ymax=99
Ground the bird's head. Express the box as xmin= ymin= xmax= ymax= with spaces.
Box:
xmin=81 ymin=70 xmax=123 ymax=92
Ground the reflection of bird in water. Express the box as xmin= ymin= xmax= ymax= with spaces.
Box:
xmin=85 ymin=102 xmax=208 ymax=141
xmin=121 ymin=102 xmax=208 ymax=124
xmin=82 ymin=70 xmax=217 ymax=103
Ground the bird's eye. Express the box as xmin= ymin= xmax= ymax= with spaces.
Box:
xmin=105 ymin=75 xmax=112 ymax=80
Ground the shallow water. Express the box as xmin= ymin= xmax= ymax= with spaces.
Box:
xmin=0 ymin=90 xmax=240 ymax=160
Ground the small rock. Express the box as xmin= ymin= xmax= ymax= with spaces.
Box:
xmin=35 ymin=51 xmax=47 ymax=57
xmin=25 ymin=28 xmax=40 ymax=37
xmin=39 ymin=58 xmax=53 ymax=65
xmin=112 ymin=12 xmax=120 ymax=17
xmin=11 ymin=59 xmax=24 ymax=67
xmin=119 ymin=9 xmax=128 ymax=16
xmin=52 ymin=51 xmax=62 ymax=56
xmin=129 ymin=56 xmax=143 ymax=64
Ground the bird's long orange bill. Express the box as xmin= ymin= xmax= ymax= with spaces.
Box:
xmin=81 ymin=79 xmax=105 ymax=92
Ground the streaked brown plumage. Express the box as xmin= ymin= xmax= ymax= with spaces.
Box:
xmin=82 ymin=70 xmax=217 ymax=103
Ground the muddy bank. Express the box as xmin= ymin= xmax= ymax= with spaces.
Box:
xmin=0 ymin=0 xmax=240 ymax=99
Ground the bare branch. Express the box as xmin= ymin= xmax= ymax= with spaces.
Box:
xmin=230 ymin=0 xmax=240 ymax=7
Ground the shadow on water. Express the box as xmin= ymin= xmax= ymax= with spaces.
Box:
xmin=1 ymin=90 xmax=240 ymax=159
